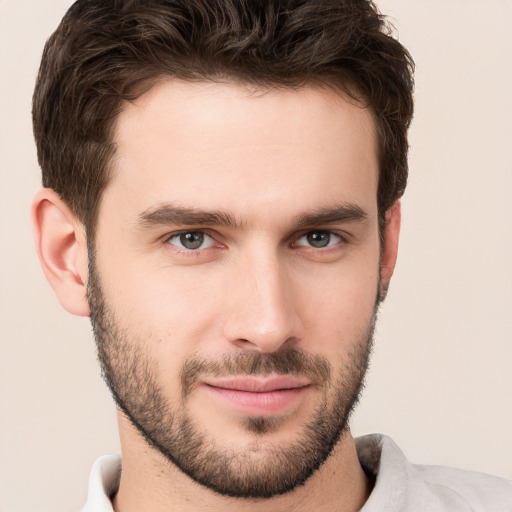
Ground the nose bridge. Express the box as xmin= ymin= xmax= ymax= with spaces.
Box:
xmin=224 ymin=242 xmax=300 ymax=352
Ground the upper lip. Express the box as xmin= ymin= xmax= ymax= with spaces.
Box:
xmin=204 ymin=376 xmax=311 ymax=393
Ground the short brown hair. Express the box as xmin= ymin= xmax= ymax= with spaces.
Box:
xmin=33 ymin=0 xmax=414 ymax=237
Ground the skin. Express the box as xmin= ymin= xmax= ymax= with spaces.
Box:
xmin=32 ymin=80 xmax=401 ymax=512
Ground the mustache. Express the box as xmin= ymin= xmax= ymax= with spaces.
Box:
xmin=180 ymin=348 xmax=331 ymax=398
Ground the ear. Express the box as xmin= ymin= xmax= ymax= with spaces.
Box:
xmin=31 ymin=188 xmax=90 ymax=316
xmin=379 ymin=200 xmax=401 ymax=301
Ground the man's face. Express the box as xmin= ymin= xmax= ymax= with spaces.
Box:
xmin=88 ymin=81 xmax=383 ymax=497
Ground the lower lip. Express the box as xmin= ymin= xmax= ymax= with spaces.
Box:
xmin=204 ymin=385 xmax=310 ymax=416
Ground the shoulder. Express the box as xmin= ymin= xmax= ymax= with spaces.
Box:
xmin=356 ymin=434 xmax=512 ymax=512
xmin=411 ymin=462 xmax=512 ymax=511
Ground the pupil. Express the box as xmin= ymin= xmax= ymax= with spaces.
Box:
xmin=180 ymin=232 xmax=204 ymax=250
xmin=307 ymin=231 xmax=330 ymax=248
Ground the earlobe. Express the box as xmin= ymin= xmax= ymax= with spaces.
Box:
xmin=379 ymin=200 xmax=401 ymax=301
xmin=31 ymin=189 xmax=90 ymax=317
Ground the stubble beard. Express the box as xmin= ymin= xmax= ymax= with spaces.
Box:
xmin=87 ymin=260 xmax=378 ymax=499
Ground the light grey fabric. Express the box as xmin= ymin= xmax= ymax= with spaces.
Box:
xmin=81 ymin=435 xmax=512 ymax=511
xmin=357 ymin=434 xmax=512 ymax=511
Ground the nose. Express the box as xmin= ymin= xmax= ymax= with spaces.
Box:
xmin=222 ymin=248 xmax=303 ymax=353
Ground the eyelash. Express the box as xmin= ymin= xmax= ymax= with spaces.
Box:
xmin=165 ymin=231 xmax=218 ymax=253
xmin=293 ymin=231 xmax=343 ymax=250
xmin=164 ymin=229 xmax=346 ymax=254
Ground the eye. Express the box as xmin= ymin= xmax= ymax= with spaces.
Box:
xmin=295 ymin=230 xmax=342 ymax=249
xmin=166 ymin=231 xmax=215 ymax=251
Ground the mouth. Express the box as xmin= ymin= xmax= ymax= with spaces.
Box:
xmin=202 ymin=376 xmax=312 ymax=416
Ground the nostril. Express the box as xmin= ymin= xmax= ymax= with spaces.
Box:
xmin=233 ymin=338 xmax=254 ymax=348
xmin=230 ymin=336 xmax=299 ymax=354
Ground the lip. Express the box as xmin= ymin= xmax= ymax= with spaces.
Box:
xmin=203 ymin=376 xmax=311 ymax=416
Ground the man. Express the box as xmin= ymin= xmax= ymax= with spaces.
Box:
xmin=30 ymin=0 xmax=511 ymax=511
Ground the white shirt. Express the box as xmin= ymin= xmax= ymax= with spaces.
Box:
xmin=82 ymin=434 xmax=512 ymax=511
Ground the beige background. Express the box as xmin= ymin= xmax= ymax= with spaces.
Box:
xmin=1 ymin=1 xmax=511 ymax=511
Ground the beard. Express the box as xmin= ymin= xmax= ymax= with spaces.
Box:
xmin=87 ymin=260 xmax=378 ymax=499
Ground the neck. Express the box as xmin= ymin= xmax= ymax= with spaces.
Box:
xmin=113 ymin=413 xmax=370 ymax=512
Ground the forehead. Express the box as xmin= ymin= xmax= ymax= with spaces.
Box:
xmin=105 ymin=79 xmax=379 ymax=224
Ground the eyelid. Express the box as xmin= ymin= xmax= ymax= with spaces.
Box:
xmin=162 ymin=227 xmax=348 ymax=253
xmin=291 ymin=229 xmax=346 ymax=249
xmin=164 ymin=230 xmax=217 ymax=252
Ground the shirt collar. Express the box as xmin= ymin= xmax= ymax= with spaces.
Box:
xmin=81 ymin=454 xmax=121 ymax=512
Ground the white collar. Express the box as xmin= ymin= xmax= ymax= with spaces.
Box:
xmin=81 ymin=454 xmax=121 ymax=512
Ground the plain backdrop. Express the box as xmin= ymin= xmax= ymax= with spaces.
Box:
xmin=1 ymin=1 xmax=511 ymax=511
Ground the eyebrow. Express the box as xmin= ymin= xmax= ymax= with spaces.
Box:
xmin=292 ymin=203 xmax=368 ymax=228
xmin=137 ymin=204 xmax=242 ymax=229
xmin=136 ymin=202 xmax=368 ymax=230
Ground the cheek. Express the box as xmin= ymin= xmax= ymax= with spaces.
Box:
xmin=102 ymin=250 xmax=221 ymax=325
xmin=296 ymin=257 xmax=380 ymax=350
xmin=96 ymin=249 xmax=226 ymax=358
xmin=103 ymin=273 xmax=225 ymax=401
